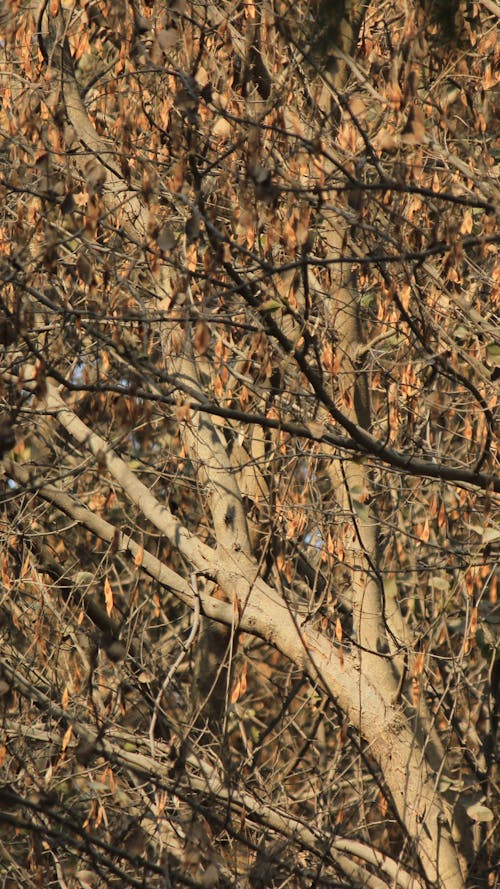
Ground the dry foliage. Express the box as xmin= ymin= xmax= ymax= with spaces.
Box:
xmin=0 ymin=1 xmax=498 ymax=888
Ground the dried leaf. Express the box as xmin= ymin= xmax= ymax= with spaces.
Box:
xmin=104 ymin=577 xmax=113 ymax=616
xmin=412 ymin=677 xmax=420 ymax=706
xmin=240 ymin=661 xmax=248 ymax=696
xmin=402 ymin=106 xmax=426 ymax=144
xmin=185 ymin=209 xmax=201 ymax=242
xmin=77 ymin=254 xmax=93 ymax=284
xmin=466 ymin=802 xmax=494 ymax=823
xmin=61 ymin=725 xmax=73 ymax=752
xmin=460 ymin=211 xmax=473 ymax=234
xmin=335 ymin=617 xmax=343 ymax=643
xmin=138 ymin=670 xmax=154 ymax=683
xmin=414 ymin=651 xmax=425 ymax=677
xmin=134 ymin=545 xmax=144 ymax=567
xmin=175 ymin=403 xmax=192 ymax=422
xmin=231 ymin=678 xmax=241 ymax=704
xmin=418 ymin=519 xmax=430 ymax=543
xmin=193 ymin=320 xmax=211 ymax=355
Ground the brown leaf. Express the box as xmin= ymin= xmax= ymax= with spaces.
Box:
xmin=185 ymin=208 xmax=201 ymax=242
xmin=402 ymin=106 xmax=426 ymax=144
xmin=77 ymin=254 xmax=93 ymax=284
xmin=193 ymin=320 xmax=211 ymax=355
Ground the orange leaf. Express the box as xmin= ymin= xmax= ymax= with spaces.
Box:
xmin=400 ymin=284 xmax=411 ymax=311
xmin=465 ymin=606 xmax=478 ymax=654
xmin=61 ymin=725 xmax=73 ymax=752
xmin=437 ymin=501 xmax=446 ymax=529
xmin=231 ymin=678 xmax=241 ymax=704
xmin=1 ymin=553 xmax=11 ymax=590
xmin=134 ymin=545 xmax=144 ymax=568
xmin=104 ymin=577 xmax=113 ymax=616
xmin=61 ymin=686 xmax=69 ymax=709
xmin=460 ymin=211 xmax=473 ymax=234
xmin=414 ymin=650 xmax=425 ymax=676
xmin=175 ymin=403 xmax=191 ymax=423
xmin=418 ymin=519 xmax=430 ymax=543
xmin=186 ymin=242 xmax=197 ymax=272
xmin=412 ymin=677 xmax=420 ymax=707
xmin=240 ymin=661 xmax=248 ymax=697
xmin=231 ymin=662 xmax=248 ymax=703
xmin=335 ymin=617 xmax=343 ymax=643
xmin=233 ymin=592 xmax=243 ymax=621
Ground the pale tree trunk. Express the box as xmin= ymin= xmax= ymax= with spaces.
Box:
xmin=310 ymin=4 xmax=465 ymax=885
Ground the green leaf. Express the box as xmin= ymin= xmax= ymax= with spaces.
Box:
xmin=353 ymin=500 xmax=369 ymax=520
xmin=259 ymin=299 xmax=282 ymax=313
xmin=430 ymin=576 xmax=450 ymax=591
xmin=486 ymin=343 xmax=500 ymax=365
xmin=74 ymin=571 xmax=95 ymax=587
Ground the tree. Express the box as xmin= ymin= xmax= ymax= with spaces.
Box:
xmin=0 ymin=1 xmax=498 ymax=887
